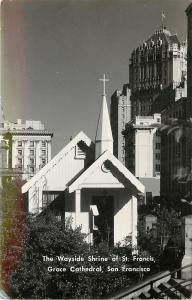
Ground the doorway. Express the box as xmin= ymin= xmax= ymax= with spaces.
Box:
xmin=92 ymin=195 xmax=114 ymax=245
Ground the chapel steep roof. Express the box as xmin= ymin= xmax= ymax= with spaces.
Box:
xmin=95 ymin=75 xmax=113 ymax=158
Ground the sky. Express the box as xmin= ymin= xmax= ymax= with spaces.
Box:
xmin=1 ymin=0 xmax=191 ymax=155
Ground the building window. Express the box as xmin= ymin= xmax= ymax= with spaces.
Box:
xmin=41 ymin=158 xmax=46 ymax=167
xmin=30 ymin=149 xmax=34 ymax=156
xmin=29 ymin=158 xmax=34 ymax=165
xmin=29 ymin=166 xmax=35 ymax=173
xmin=75 ymin=145 xmax=85 ymax=159
xmin=156 ymin=143 xmax=160 ymax=149
xmin=156 ymin=153 xmax=160 ymax=160
xmin=17 ymin=141 xmax=22 ymax=147
xmin=29 ymin=141 xmax=34 ymax=147
xmin=41 ymin=141 xmax=46 ymax=147
xmin=41 ymin=149 xmax=46 ymax=156
xmin=18 ymin=158 xmax=22 ymax=165
xmin=42 ymin=192 xmax=60 ymax=209
xmin=157 ymin=118 xmax=161 ymax=122
xmin=146 ymin=192 xmax=153 ymax=205
xmin=156 ymin=130 xmax=160 ymax=136
xmin=18 ymin=149 xmax=22 ymax=156
xmin=156 ymin=164 xmax=160 ymax=171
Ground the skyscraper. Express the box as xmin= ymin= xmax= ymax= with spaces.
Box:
xmin=111 ymin=26 xmax=187 ymax=167
xmin=129 ymin=27 xmax=187 ymax=117
xmin=160 ymin=97 xmax=188 ymax=200
xmin=110 ymin=84 xmax=131 ymax=164
xmin=159 ymin=5 xmax=192 ymax=202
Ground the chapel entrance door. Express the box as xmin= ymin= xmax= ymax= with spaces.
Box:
xmin=92 ymin=196 xmax=114 ymax=245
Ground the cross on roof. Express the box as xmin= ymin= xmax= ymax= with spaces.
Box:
xmin=99 ymin=74 xmax=109 ymax=95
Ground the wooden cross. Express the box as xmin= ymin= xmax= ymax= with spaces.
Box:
xmin=99 ymin=74 xmax=109 ymax=95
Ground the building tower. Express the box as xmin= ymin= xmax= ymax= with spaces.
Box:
xmin=110 ymin=84 xmax=132 ymax=164
xmin=129 ymin=27 xmax=187 ymax=117
xmin=123 ymin=114 xmax=161 ymax=204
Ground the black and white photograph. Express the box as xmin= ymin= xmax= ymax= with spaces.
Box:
xmin=0 ymin=0 xmax=192 ymax=299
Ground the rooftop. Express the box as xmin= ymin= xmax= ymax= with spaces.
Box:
xmin=147 ymin=27 xmax=179 ymax=45
xmin=0 ymin=119 xmax=53 ymax=136
xmin=133 ymin=27 xmax=182 ymax=52
xmin=3 ymin=119 xmax=45 ymax=130
xmin=0 ymin=129 xmax=53 ymax=136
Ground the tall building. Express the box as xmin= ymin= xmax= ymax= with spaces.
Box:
xmin=129 ymin=27 xmax=187 ymax=117
xmin=160 ymin=97 xmax=189 ymax=201
xmin=112 ymin=26 xmax=187 ymax=167
xmin=186 ymin=3 xmax=192 ymax=117
xmin=0 ymin=119 xmax=53 ymax=180
xmin=151 ymin=79 xmax=187 ymax=114
xmin=110 ymin=84 xmax=131 ymax=164
xmin=159 ymin=4 xmax=192 ymax=203
xmin=123 ymin=114 xmax=161 ymax=203
xmin=150 ymin=83 xmax=189 ymax=203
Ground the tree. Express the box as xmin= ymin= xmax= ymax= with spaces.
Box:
xmin=137 ymin=207 xmax=182 ymax=271
xmin=1 ymin=178 xmax=25 ymax=291
xmin=9 ymin=212 xmax=138 ymax=299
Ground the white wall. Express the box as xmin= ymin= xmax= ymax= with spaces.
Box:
xmin=67 ymin=188 xmax=138 ymax=246
xmin=135 ymin=130 xmax=153 ymax=177
xmin=114 ymin=190 xmax=137 ymax=246
xmin=27 ymin=145 xmax=86 ymax=213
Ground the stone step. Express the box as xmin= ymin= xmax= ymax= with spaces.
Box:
xmin=111 ymin=271 xmax=192 ymax=299
xmin=150 ymin=286 xmax=166 ymax=298
xmin=169 ymin=278 xmax=192 ymax=299
xmin=159 ymin=282 xmax=180 ymax=299
xmin=125 ymin=278 xmax=192 ymax=299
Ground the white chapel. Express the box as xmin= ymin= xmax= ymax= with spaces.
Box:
xmin=22 ymin=75 xmax=145 ymax=246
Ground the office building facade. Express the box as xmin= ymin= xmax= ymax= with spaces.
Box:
xmin=0 ymin=119 xmax=53 ymax=180
xmin=110 ymin=84 xmax=132 ymax=164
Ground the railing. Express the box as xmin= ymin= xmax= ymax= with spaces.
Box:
xmin=108 ymin=264 xmax=192 ymax=299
